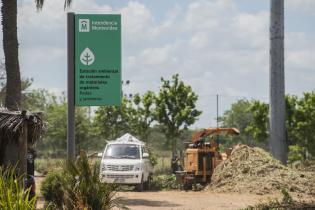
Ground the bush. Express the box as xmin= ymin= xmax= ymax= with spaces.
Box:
xmin=0 ymin=166 xmax=37 ymax=210
xmin=41 ymin=170 xmax=64 ymax=209
xmin=41 ymin=151 xmax=126 ymax=210
xmin=151 ymin=174 xmax=180 ymax=190
xmin=288 ymin=145 xmax=305 ymax=164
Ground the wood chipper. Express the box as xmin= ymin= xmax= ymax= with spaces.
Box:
xmin=176 ymin=128 xmax=239 ymax=190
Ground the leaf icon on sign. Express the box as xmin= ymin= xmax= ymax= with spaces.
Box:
xmin=80 ymin=47 xmax=95 ymax=66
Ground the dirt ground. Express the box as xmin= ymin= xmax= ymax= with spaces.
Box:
xmin=36 ymin=176 xmax=315 ymax=210
xmin=37 ymin=189 xmax=279 ymax=210
xmin=35 ymin=174 xmax=278 ymax=210
xmin=115 ymin=191 xmax=280 ymax=210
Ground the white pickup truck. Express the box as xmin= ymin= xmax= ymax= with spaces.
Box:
xmin=99 ymin=133 xmax=153 ymax=191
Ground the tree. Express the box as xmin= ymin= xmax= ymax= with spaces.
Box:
xmin=219 ymin=99 xmax=253 ymax=145
xmin=245 ymin=101 xmax=269 ymax=148
xmin=155 ymin=74 xmax=202 ymax=158
xmin=38 ymin=93 xmax=92 ymax=156
xmin=292 ymin=92 xmax=315 ymax=157
xmin=40 ymin=98 xmax=68 ymax=155
xmin=2 ymin=0 xmax=21 ymax=110
xmin=0 ymin=75 xmax=49 ymax=110
xmin=1 ymin=0 xmax=71 ymax=110
xmin=128 ymin=91 xmax=155 ymax=141
xmin=94 ymin=98 xmax=131 ymax=140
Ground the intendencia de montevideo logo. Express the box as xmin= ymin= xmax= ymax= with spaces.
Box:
xmin=79 ymin=19 xmax=90 ymax=32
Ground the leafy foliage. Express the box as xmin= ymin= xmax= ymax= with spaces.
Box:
xmin=291 ymin=92 xmax=315 ymax=156
xmin=94 ymin=98 xmax=131 ymax=140
xmin=0 ymin=166 xmax=37 ymax=210
xmin=288 ymin=145 xmax=304 ymax=164
xmin=128 ymin=91 xmax=155 ymax=141
xmin=219 ymin=99 xmax=253 ymax=145
xmin=94 ymin=92 xmax=156 ymax=143
xmin=151 ymin=174 xmax=180 ymax=190
xmin=220 ymin=92 xmax=315 ymax=161
xmin=41 ymin=151 xmax=125 ymax=210
xmin=155 ymin=74 xmax=201 ymax=153
xmin=245 ymin=100 xmax=269 ymax=148
xmin=41 ymin=170 xmax=65 ymax=209
xmin=37 ymin=93 xmax=95 ymax=156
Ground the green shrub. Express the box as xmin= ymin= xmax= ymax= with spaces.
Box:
xmin=0 ymin=166 xmax=37 ymax=210
xmin=288 ymin=145 xmax=305 ymax=164
xmin=151 ymin=174 xmax=180 ymax=190
xmin=41 ymin=151 xmax=126 ymax=210
xmin=40 ymin=170 xmax=64 ymax=209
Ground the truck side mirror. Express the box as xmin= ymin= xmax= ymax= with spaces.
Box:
xmin=142 ymin=153 xmax=149 ymax=158
xmin=97 ymin=152 xmax=103 ymax=158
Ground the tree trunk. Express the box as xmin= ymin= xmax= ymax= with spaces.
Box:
xmin=1 ymin=0 xmax=21 ymax=111
xmin=18 ymin=122 xmax=28 ymax=176
xmin=269 ymin=0 xmax=287 ymax=164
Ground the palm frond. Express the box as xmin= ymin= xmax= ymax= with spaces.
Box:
xmin=35 ymin=0 xmax=44 ymax=10
xmin=64 ymin=0 xmax=72 ymax=10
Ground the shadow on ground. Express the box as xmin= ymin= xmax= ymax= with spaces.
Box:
xmin=120 ymin=198 xmax=181 ymax=207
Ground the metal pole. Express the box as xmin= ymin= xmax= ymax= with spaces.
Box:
xmin=67 ymin=13 xmax=75 ymax=160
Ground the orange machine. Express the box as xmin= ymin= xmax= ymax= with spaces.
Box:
xmin=176 ymin=128 xmax=239 ymax=190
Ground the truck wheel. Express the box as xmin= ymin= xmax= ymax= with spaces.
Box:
xmin=144 ymin=175 xmax=151 ymax=191
xmin=136 ymin=176 xmax=144 ymax=192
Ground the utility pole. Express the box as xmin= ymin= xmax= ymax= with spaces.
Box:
xmin=269 ymin=0 xmax=287 ymax=164
xmin=216 ymin=94 xmax=219 ymax=128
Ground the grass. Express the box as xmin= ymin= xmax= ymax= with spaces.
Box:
xmin=35 ymin=158 xmax=63 ymax=176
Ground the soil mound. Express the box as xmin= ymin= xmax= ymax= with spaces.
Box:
xmin=207 ymin=145 xmax=315 ymax=195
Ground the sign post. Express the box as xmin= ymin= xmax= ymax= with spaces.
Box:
xmin=67 ymin=13 xmax=121 ymax=160
xmin=75 ymin=14 xmax=121 ymax=106
xmin=67 ymin=13 xmax=75 ymax=160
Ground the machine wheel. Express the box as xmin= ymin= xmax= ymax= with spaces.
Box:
xmin=183 ymin=183 xmax=192 ymax=191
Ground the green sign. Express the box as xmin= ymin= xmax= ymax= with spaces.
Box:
xmin=75 ymin=14 xmax=121 ymax=106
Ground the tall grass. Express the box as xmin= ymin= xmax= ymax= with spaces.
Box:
xmin=0 ymin=167 xmax=37 ymax=210
xmin=35 ymin=158 xmax=63 ymax=175
xmin=154 ymin=157 xmax=171 ymax=174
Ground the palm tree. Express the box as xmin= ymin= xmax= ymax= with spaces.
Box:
xmin=1 ymin=0 xmax=72 ymax=111
xmin=1 ymin=0 xmax=72 ymax=173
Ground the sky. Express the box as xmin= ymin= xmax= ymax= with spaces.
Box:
xmin=1 ymin=0 xmax=315 ymax=128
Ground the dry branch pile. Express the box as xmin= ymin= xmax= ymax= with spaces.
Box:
xmin=207 ymin=145 xmax=315 ymax=195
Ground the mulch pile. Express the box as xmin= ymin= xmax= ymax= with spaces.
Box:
xmin=207 ymin=145 xmax=315 ymax=195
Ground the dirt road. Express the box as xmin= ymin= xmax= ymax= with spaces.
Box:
xmin=116 ymin=191 xmax=278 ymax=210
xmin=36 ymin=176 xmax=277 ymax=210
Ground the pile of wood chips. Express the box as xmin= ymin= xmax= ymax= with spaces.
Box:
xmin=207 ymin=145 xmax=315 ymax=195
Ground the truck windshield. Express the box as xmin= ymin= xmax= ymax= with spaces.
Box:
xmin=104 ymin=144 xmax=140 ymax=159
